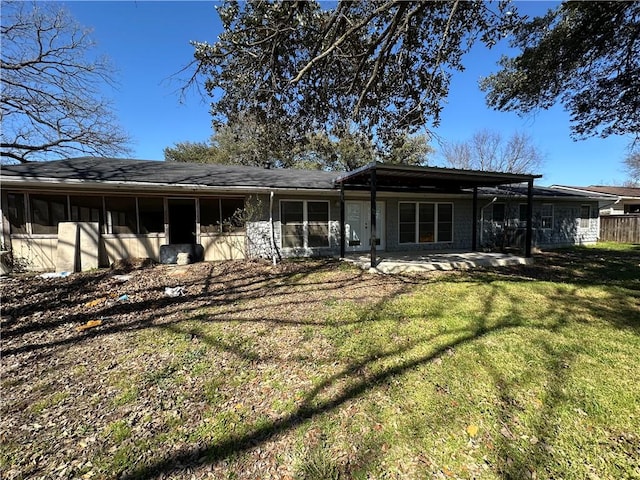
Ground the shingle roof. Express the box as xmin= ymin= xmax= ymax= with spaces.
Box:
xmin=566 ymin=185 xmax=640 ymax=198
xmin=0 ymin=157 xmax=339 ymax=190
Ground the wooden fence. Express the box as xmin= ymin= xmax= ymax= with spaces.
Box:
xmin=600 ymin=215 xmax=640 ymax=243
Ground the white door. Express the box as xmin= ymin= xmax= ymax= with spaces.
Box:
xmin=345 ymin=201 xmax=385 ymax=252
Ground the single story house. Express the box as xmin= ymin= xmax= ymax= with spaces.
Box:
xmin=550 ymin=185 xmax=640 ymax=215
xmin=0 ymin=157 xmax=608 ymax=272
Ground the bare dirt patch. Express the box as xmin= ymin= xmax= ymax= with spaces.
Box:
xmin=0 ymin=259 xmax=415 ymax=479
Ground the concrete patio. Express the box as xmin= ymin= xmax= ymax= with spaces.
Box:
xmin=343 ymin=251 xmax=533 ymax=274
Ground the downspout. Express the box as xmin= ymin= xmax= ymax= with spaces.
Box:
xmin=479 ymin=197 xmax=498 ymax=247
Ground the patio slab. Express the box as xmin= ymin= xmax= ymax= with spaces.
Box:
xmin=343 ymin=251 xmax=533 ymax=274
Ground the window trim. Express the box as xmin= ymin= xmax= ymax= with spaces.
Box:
xmin=397 ymin=201 xmax=454 ymax=244
xmin=279 ymin=199 xmax=331 ymax=249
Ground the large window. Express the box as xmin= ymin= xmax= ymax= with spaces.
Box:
xmin=200 ymin=198 xmax=245 ymax=233
xmin=281 ymin=200 xmax=329 ymax=248
xmin=30 ymin=194 xmax=68 ymax=234
xmin=580 ymin=205 xmax=591 ymax=229
xmin=398 ymin=202 xmax=453 ymax=244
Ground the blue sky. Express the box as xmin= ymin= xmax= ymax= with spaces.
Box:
xmin=64 ymin=1 xmax=632 ymax=186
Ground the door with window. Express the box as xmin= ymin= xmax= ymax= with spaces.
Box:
xmin=345 ymin=201 xmax=385 ymax=252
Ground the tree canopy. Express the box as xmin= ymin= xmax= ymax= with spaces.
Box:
xmin=440 ymin=129 xmax=544 ymax=174
xmin=1 ymin=1 xmax=130 ymax=163
xmin=624 ymin=152 xmax=640 ymax=186
xmin=188 ymin=0 xmax=517 ymax=153
xmin=481 ymin=2 xmax=640 ymax=145
xmin=165 ymin=120 xmax=433 ymax=171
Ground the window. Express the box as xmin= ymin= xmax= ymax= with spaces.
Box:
xmin=580 ymin=205 xmax=591 ymax=229
xmin=624 ymin=204 xmax=640 ymax=214
xmin=30 ymin=194 xmax=68 ymax=234
xmin=138 ymin=197 xmax=164 ymax=233
xmin=398 ymin=202 xmax=453 ymax=243
xmin=540 ymin=204 xmax=553 ymax=229
xmin=281 ymin=200 xmax=329 ymax=248
xmin=105 ymin=197 xmax=137 ymax=234
xmin=7 ymin=193 xmax=27 ymax=234
xmin=200 ymin=198 xmax=245 ymax=233
xmin=492 ymin=203 xmax=505 ymax=223
xmin=519 ymin=204 xmax=528 ymax=227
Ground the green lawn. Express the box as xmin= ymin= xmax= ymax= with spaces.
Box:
xmin=2 ymin=243 xmax=639 ymax=479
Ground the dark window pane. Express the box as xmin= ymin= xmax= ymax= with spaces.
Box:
xmin=399 ymin=224 xmax=415 ymax=244
xmin=105 ymin=197 xmax=137 ymax=234
xmin=31 ymin=194 xmax=68 ymax=234
xmin=493 ymin=203 xmax=505 ymax=222
xmin=281 ymin=201 xmax=303 ymax=247
xmin=307 ymin=201 xmax=328 ymax=222
xmin=307 ymin=202 xmax=329 ymax=247
xmin=437 ymin=204 xmax=453 ymax=242
xmin=399 ymin=203 xmax=416 ymax=243
xmin=281 ymin=201 xmax=303 ymax=223
xmin=7 ymin=193 xmax=27 ymax=234
xmin=308 ymin=223 xmax=329 ymax=247
xmin=399 ymin=203 xmax=415 ymax=223
xmin=519 ymin=204 xmax=528 ymax=222
xmin=138 ymin=197 xmax=164 ymax=233
xmin=418 ymin=204 xmax=435 ymax=243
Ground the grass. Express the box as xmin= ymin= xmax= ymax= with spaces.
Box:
xmin=2 ymin=243 xmax=639 ymax=479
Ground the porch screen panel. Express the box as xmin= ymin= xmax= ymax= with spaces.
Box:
xmin=419 ymin=204 xmax=435 ymax=243
xmin=7 ymin=193 xmax=27 ymax=234
xmin=200 ymin=198 xmax=221 ymax=233
xmin=30 ymin=194 xmax=68 ymax=234
xmin=307 ymin=201 xmax=329 ymax=247
xmin=281 ymin=201 xmax=304 ymax=248
xmin=220 ymin=198 xmax=245 ymax=231
xmin=399 ymin=203 xmax=416 ymax=243
xmin=70 ymin=196 xmax=104 ymax=232
xmin=105 ymin=197 xmax=137 ymax=234
xmin=138 ymin=197 xmax=164 ymax=233
xmin=437 ymin=204 xmax=453 ymax=242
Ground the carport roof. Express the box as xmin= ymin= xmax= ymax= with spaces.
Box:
xmin=334 ymin=162 xmax=542 ymax=192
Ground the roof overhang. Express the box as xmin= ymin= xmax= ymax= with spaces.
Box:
xmin=334 ymin=162 xmax=541 ymax=193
